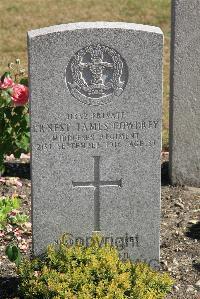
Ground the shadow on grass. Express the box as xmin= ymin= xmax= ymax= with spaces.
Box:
xmin=3 ymin=161 xmax=170 ymax=185
xmin=186 ymin=221 xmax=200 ymax=240
xmin=0 ymin=277 xmax=19 ymax=299
xmin=193 ymin=261 xmax=200 ymax=273
xmin=161 ymin=161 xmax=170 ymax=186
xmin=3 ymin=162 xmax=30 ymax=179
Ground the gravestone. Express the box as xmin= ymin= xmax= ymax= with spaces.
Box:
xmin=170 ymin=0 xmax=200 ymax=187
xmin=28 ymin=22 xmax=163 ymax=263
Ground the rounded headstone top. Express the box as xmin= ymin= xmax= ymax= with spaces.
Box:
xmin=27 ymin=22 xmax=163 ymax=38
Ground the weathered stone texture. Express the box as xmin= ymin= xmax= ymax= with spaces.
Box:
xmin=28 ymin=22 xmax=163 ymax=262
xmin=170 ymin=1 xmax=200 ymax=187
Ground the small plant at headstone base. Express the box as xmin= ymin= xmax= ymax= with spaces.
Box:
xmin=0 ymin=196 xmax=28 ymax=230
xmin=17 ymin=234 xmax=173 ymax=299
xmin=1 ymin=196 xmax=29 ymax=266
xmin=6 ymin=244 xmax=21 ymax=267
xmin=0 ymin=59 xmax=30 ymax=174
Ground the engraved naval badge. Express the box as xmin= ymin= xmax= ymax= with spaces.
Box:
xmin=66 ymin=44 xmax=128 ymax=106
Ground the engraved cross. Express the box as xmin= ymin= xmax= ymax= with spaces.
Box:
xmin=72 ymin=156 xmax=122 ymax=231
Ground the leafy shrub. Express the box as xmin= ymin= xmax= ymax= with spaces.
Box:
xmin=18 ymin=234 xmax=173 ymax=299
xmin=0 ymin=60 xmax=29 ymax=173
xmin=0 ymin=196 xmax=28 ymax=229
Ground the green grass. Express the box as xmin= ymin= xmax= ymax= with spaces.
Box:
xmin=0 ymin=0 xmax=171 ymax=147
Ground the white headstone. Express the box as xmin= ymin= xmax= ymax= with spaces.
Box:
xmin=28 ymin=22 xmax=163 ymax=263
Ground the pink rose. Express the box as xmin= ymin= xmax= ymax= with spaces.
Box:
xmin=11 ymin=84 xmax=29 ymax=106
xmin=0 ymin=77 xmax=14 ymax=89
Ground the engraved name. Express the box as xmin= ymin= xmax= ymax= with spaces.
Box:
xmin=32 ymin=110 xmax=159 ymax=151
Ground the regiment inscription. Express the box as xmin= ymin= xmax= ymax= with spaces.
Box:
xmin=33 ymin=115 xmax=159 ymax=151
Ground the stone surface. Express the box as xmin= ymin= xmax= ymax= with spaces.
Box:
xmin=28 ymin=22 xmax=163 ymax=262
xmin=169 ymin=0 xmax=200 ymax=187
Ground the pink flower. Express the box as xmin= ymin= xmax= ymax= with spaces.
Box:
xmin=0 ymin=77 xmax=14 ymax=89
xmin=11 ymin=84 xmax=29 ymax=106
xmin=0 ymin=231 xmax=5 ymax=237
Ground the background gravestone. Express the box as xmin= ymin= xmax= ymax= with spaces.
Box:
xmin=28 ymin=22 xmax=163 ymax=263
xmin=169 ymin=0 xmax=200 ymax=187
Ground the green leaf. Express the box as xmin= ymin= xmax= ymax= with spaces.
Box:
xmin=15 ymin=253 xmax=21 ymax=267
xmin=7 ymin=88 xmax=13 ymax=96
xmin=20 ymin=78 xmax=28 ymax=87
xmin=1 ymin=72 xmax=11 ymax=82
xmin=0 ymin=97 xmax=5 ymax=108
xmin=9 ymin=213 xmax=28 ymax=225
xmin=3 ymin=107 xmax=12 ymax=118
xmin=0 ymin=211 xmax=7 ymax=223
xmin=6 ymin=245 xmax=21 ymax=267
xmin=1 ymin=90 xmax=8 ymax=99
xmin=0 ymin=153 xmax=5 ymax=175
xmin=15 ymin=134 xmax=30 ymax=151
xmin=12 ymin=197 xmax=21 ymax=209
xmin=8 ymin=216 xmax=17 ymax=224
xmin=0 ymin=223 xmax=4 ymax=230
xmin=24 ymin=113 xmax=29 ymax=124
xmin=0 ymin=99 xmax=30 ymax=161
xmin=0 ymin=91 xmax=12 ymax=106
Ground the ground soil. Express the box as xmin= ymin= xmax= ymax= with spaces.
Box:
xmin=0 ymin=153 xmax=199 ymax=299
